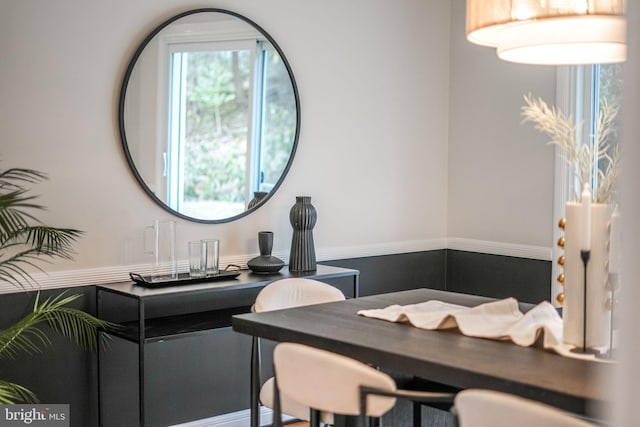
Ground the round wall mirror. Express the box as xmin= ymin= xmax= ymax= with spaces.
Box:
xmin=119 ymin=9 xmax=300 ymax=223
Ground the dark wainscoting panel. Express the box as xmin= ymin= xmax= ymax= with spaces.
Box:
xmin=446 ymin=250 xmax=551 ymax=304
xmin=0 ymin=287 xmax=98 ymax=427
xmin=0 ymin=249 xmax=550 ymax=427
xmin=323 ymin=250 xmax=447 ymax=296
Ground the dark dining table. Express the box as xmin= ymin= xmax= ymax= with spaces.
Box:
xmin=232 ymin=288 xmax=613 ymax=422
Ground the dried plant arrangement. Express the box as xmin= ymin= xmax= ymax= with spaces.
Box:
xmin=521 ymin=94 xmax=620 ymax=204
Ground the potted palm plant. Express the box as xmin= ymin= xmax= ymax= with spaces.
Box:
xmin=0 ymin=167 xmax=115 ymax=403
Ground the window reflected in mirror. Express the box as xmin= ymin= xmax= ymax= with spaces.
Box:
xmin=120 ymin=9 xmax=299 ymax=223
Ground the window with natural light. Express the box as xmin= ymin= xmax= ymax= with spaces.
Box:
xmin=551 ymin=63 xmax=623 ymax=300
xmin=163 ymin=38 xmax=296 ymax=219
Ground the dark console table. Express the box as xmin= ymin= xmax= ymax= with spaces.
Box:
xmin=96 ymin=265 xmax=359 ymax=427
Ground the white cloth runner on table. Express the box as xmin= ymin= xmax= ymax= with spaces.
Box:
xmin=357 ymin=298 xmax=598 ymax=359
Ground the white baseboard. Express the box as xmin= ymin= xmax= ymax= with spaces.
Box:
xmin=170 ymin=407 xmax=292 ymax=427
xmin=0 ymin=238 xmax=551 ymax=294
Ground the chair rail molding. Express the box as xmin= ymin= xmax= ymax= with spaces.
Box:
xmin=446 ymin=237 xmax=552 ymax=261
xmin=0 ymin=237 xmax=552 ymax=293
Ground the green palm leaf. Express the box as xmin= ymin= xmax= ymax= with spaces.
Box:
xmin=0 ymin=168 xmax=83 ymax=289
xmin=0 ymin=166 xmax=118 ymax=403
xmin=0 ymin=292 xmax=119 ymax=403
xmin=0 ymin=168 xmax=48 ymax=188
xmin=0 ymin=381 xmax=38 ymax=404
xmin=0 ymin=168 xmax=49 ymax=235
xmin=0 ymin=310 xmax=51 ymax=359
xmin=0 ymin=293 xmax=117 ymax=360
xmin=39 ymin=293 xmax=115 ymax=351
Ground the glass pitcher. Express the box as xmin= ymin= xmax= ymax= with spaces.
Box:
xmin=144 ymin=220 xmax=177 ymax=282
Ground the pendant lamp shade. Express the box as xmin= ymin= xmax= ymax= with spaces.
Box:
xmin=466 ymin=0 xmax=627 ymax=64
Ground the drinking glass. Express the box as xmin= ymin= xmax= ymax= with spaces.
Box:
xmin=202 ymin=239 xmax=220 ymax=275
xmin=188 ymin=240 xmax=207 ymax=278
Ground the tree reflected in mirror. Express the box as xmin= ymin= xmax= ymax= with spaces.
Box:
xmin=120 ymin=9 xmax=299 ymax=223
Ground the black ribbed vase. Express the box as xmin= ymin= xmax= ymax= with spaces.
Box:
xmin=288 ymin=196 xmax=317 ymax=272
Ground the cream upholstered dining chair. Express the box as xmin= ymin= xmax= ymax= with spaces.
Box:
xmin=454 ymin=389 xmax=598 ymax=427
xmin=250 ymin=278 xmax=346 ymax=426
xmin=271 ymin=342 xmax=455 ymax=427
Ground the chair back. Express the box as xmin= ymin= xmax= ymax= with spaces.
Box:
xmin=254 ymin=278 xmax=345 ymax=313
xmin=455 ymin=389 xmax=597 ymax=427
xmin=273 ymin=342 xmax=397 ymax=417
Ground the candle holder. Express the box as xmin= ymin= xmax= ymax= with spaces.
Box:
xmin=570 ymin=250 xmax=600 ymax=355
xmin=563 ymin=203 xmax=611 ymax=354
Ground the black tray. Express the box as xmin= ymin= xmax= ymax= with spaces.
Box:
xmin=129 ymin=270 xmax=241 ymax=288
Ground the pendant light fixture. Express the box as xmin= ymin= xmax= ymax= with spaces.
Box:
xmin=466 ymin=0 xmax=627 ymax=65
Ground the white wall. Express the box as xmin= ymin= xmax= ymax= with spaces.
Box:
xmin=0 ymin=0 xmax=452 ymax=285
xmin=447 ymin=0 xmax=556 ymax=249
xmin=614 ymin=0 xmax=640 ymax=424
xmin=0 ymin=0 xmax=560 ymax=292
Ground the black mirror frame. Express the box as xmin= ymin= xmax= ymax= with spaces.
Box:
xmin=118 ymin=8 xmax=301 ymax=224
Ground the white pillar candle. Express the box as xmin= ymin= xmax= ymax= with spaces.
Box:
xmin=580 ymin=184 xmax=592 ymax=251
xmin=562 ymin=201 xmax=611 ymax=349
xmin=563 ymin=203 xmax=584 ymax=347
xmin=586 ymin=204 xmax=612 ymax=348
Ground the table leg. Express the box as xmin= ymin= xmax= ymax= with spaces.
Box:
xmin=138 ymin=299 xmax=146 ymax=427
xmin=250 ymin=336 xmax=260 ymax=427
xmin=334 ymin=415 xmax=359 ymax=427
xmin=96 ymin=290 xmax=103 ymax=427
